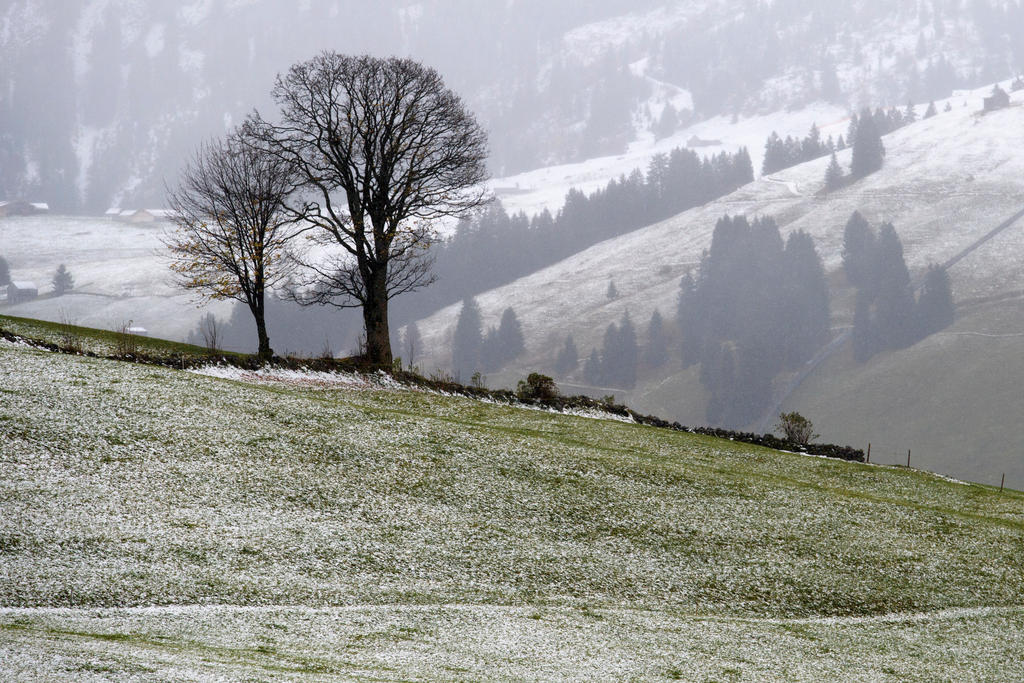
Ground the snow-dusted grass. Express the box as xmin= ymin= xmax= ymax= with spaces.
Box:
xmin=0 ymin=313 xmax=218 ymax=359
xmin=4 ymin=604 xmax=1024 ymax=681
xmin=2 ymin=343 xmax=1024 ymax=678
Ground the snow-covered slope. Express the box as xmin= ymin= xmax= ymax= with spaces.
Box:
xmin=414 ymin=81 xmax=1024 ymax=369
xmin=407 ymin=80 xmax=1024 ymax=487
xmin=0 ymin=216 xmax=233 ymax=343
xmin=491 ymin=100 xmax=849 ymax=217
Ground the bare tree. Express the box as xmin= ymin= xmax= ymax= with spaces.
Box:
xmin=164 ymin=129 xmax=298 ymax=360
xmin=250 ymin=52 xmax=489 ymax=366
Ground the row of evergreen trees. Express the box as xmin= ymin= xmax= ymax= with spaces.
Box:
xmin=678 ymin=215 xmax=831 ymax=427
xmin=842 ymin=212 xmax=954 ymax=362
xmin=546 ymin=215 xmax=830 ymax=427
xmin=395 ymin=145 xmax=755 ymax=326
xmin=766 ymin=101 xmax=945 ymax=183
xmin=762 ymin=124 xmax=845 ymax=176
xmin=450 ymin=299 xmax=526 ymax=381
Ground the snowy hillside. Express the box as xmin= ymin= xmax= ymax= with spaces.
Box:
xmin=408 ymin=80 xmax=1024 ymax=484
xmin=416 ymin=81 xmax=1024 ymax=363
xmin=0 ymin=216 xmax=233 ymax=343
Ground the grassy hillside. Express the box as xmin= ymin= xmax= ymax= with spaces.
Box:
xmin=785 ymin=297 xmax=1024 ymax=488
xmin=411 ymin=82 xmax=1024 ymax=489
xmin=2 ymin=339 xmax=1024 ymax=679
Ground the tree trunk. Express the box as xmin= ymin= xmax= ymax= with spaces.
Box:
xmin=363 ymin=272 xmax=392 ymax=366
xmin=255 ymin=315 xmax=272 ymax=361
xmin=252 ymin=291 xmax=273 ymax=362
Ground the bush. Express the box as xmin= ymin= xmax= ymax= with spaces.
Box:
xmin=775 ymin=412 xmax=818 ymax=445
xmin=516 ymin=373 xmax=559 ymax=400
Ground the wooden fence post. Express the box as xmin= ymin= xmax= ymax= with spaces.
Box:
xmin=906 ymin=449 xmax=911 ymax=468
xmin=866 ymin=443 xmax=871 ymax=464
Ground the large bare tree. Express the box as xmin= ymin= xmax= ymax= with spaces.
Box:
xmin=164 ymin=130 xmax=298 ymax=360
xmin=250 ymin=52 xmax=489 ymax=366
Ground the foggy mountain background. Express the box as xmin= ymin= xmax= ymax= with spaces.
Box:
xmin=2 ymin=0 xmax=1023 ymax=212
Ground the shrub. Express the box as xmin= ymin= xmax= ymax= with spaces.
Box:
xmin=516 ymin=373 xmax=559 ymax=400
xmin=775 ymin=412 xmax=818 ymax=445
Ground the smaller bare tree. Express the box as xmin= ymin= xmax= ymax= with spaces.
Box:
xmin=198 ymin=313 xmax=220 ymax=352
xmin=164 ymin=129 xmax=298 ymax=360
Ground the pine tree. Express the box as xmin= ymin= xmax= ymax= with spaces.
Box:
xmin=643 ymin=309 xmax=670 ymax=369
xmin=904 ymin=101 xmax=917 ymax=124
xmin=451 ymin=297 xmax=483 ymax=381
xmin=480 ymin=325 xmax=500 ymax=371
xmin=495 ymin=306 xmax=525 ymax=364
xmin=873 ymin=222 xmax=917 ymax=349
xmin=842 ymin=211 xmax=876 ymax=289
xmin=824 ymin=151 xmax=844 ymax=190
xmin=655 ymin=103 xmax=677 ymax=140
xmin=403 ymin=322 xmax=422 ymax=367
xmin=617 ymin=313 xmax=639 ymax=389
xmin=583 ymin=348 xmax=602 ymax=385
xmin=916 ymin=264 xmax=955 ymax=338
xmin=924 ymin=101 xmax=937 ymax=119
xmin=676 ymin=272 xmax=700 ymax=367
xmin=0 ymin=256 xmax=9 ymax=287
xmin=820 ymin=58 xmax=841 ymax=102
xmin=705 ymin=342 xmax=737 ymax=426
xmin=836 ymin=134 xmax=846 ymax=151
xmin=606 ymin=279 xmax=618 ymax=300
xmin=52 ymin=264 xmax=74 ymax=296
xmin=554 ymin=334 xmax=578 ymax=377
xmin=781 ymin=231 xmax=830 ymax=367
xmin=850 ymin=107 xmax=885 ymax=177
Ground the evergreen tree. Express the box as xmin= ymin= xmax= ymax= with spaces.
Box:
xmin=924 ymin=101 xmax=938 ymax=119
xmin=676 ymin=272 xmax=700 ymax=367
xmin=0 ymin=256 xmax=9 ymax=287
xmin=820 ymin=57 xmax=842 ymax=102
xmin=824 ymin=151 xmax=844 ymax=190
xmin=643 ymin=309 xmax=670 ymax=369
xmin=617 ymin=313 xmax=639 ymax=389
xmin=655 ymin=103 xmax=677 ymax=140
xmin=836 ymin=134 xmax=846 ymax=151
xmin=873 ymin=222 xmax=917 ymax=349
xmin=494 ymin=306 xmax=525 ymax=364
xmin=606 ymin=279 xmax=618 ymax=300
xmin=705 ymin=342 xmax=737 ymax=426
xmin=583 ymin=348 xmax=602 ymax=385
xmin=850 ymin=106 xmax=885 ymax=177
xmin=916 ymin=264 xmax=955 ymax=338
xmin=734 ymin=147 xmax=754 ymax=186
xmin=842 ymin=211 xmax=876 ymax=289
xmin=451 ymin=297 xmax=483 ymax=381
xmin=904 ymin=101 xmax=917 ymax=124
xmin=480 ymin=325 xmax=501 ymax=371
xmin=554 ymin=334 xmax=578 ymax=377
xmin=403 ymin=322 xmax=422 ymax=367
xmin=52 ymin=264 xmax=74 ymax=296
xmin=781 ymin=231 xmax=831 ymax=367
